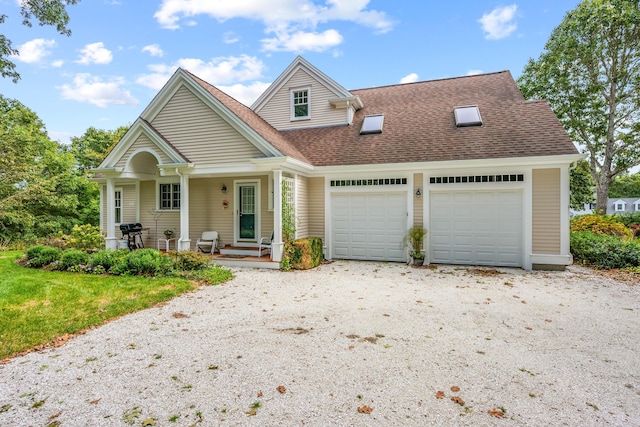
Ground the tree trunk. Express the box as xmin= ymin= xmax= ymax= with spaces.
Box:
xmin=595 ymin=176 xmax=611 ymax=215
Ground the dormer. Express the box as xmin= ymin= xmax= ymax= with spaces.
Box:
xmin=251 ymin=56 xmax=363 ymax=130
xmin=612 ymin=199 xmax=627 ymax=212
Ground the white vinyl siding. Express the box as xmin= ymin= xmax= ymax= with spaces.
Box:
xmin=255 ymin=69 xmax=347 ymax=130
xmin=151 ymin=85 xmax=266 ymax=164
xmin=430 ymin=190 xmax=523 ymax=267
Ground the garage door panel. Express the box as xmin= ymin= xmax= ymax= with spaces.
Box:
xmin=430 ymin=190 xmax=522 ymax=267
xmin=332 ymin=192 xmax=407 ymax=262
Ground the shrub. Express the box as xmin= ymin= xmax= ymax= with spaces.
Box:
xmin=60 ymin=249 xmax=90 ymax=271
xmin=570 ymin=214 xmax=633 ymax=239
xmin=90 ymin=249 xmax=129 ymax=273
xmin=168 ymin=250 xmax=211 ymax=271
xmin=284 ymin=237 xmax=324 ymax=270
xmin=571 ymin=231 xmax=640 ymax=269
xmin=110 ymin=249 xmax=174 ymax=276
xmin=25 ymin=245 xmax=62 ymax=268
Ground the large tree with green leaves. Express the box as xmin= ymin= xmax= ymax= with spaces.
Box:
xmin=609 ymin=172 xmax=640 ymax=197
xmin=518 ymin=0 xmax=640 ymax=214
xmin=570 ymin=160 xmax=596 ymax=210
xmin=71 ymin=125 xmax=129 ymax=172
xmin=1 ymin=0 xmax=80 ymax=82
xmin=0 ymin=95 xmax=94 ymax=242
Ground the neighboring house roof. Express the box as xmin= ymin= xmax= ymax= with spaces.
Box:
xmin=184 ymin=70 xmax=312 ymax=164
xmin=282 ymin=71 xmax=578 ymax=167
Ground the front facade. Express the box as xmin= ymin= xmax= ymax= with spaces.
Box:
xmin=94 ymin=57 xmax=583 ymax=270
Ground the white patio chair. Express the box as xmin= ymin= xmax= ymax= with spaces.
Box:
xmin=195 ymin=231 xmax=219 ymax=254
xmin=258 ymin=231 xmax=274 ymax=257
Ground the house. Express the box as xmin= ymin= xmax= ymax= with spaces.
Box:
xmin=93 ymin=56 xmax=583 ymax=270
xmin=571 ymin=198 xmax=640 ymax=216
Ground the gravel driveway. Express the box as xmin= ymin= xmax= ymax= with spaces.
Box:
xmin=1 ymin=261 xmax=639 ymax=426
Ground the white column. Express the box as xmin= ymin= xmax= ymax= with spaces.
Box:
xmin=272 ymin=170 xmax=283 ymax=262
xmin=178 ymin=172 xmax=191 ymax=251
xmin=105 ymin=178 xmax=117 ymax=250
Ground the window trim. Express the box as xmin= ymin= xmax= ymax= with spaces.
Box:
xmin=157 ymin=181 xmax=181 ymax=211
xmin=614 ymin=202 xmax=626 ymax=212
xmin=114 ymin=187 xmax=123 ymax=224
xmin=290 ymin=87 xmax=311 ymax=121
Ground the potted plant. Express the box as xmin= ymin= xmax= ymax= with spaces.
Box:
xmin=222 ymin=199 xmax=229 ymax=209
xmin=164 ymin=229 xmax=174 ymax=239
xmin=405 ymin=226 xmax=427 ymax=266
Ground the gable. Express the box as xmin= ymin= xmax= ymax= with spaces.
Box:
xmin=115 ymin=133 xmax=172 ymax=169
xmin=150 ymin=85 xmax=266 ymax=164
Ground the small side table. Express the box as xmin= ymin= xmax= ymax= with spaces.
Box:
xmin=158 ymin=238 xmax=176 ymax=252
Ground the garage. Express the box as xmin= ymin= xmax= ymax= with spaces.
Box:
xmin=331 ymin=193 xmax=407 ymax=262
xmin=429 ymin=190 xmax=523 ymax=267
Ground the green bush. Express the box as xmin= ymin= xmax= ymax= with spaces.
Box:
xmin=90 ymin=249 xmax=129 ymax=272
xmin=168 ymin=250 xmax=211 ymax=271
xmin=60 ymin=249 xmax=90 ymax=271
xmin=25 ymin=245 xmax=62 ymax=268
xmin=571 ymin=231 xmax=640 ymax=269
xmin=570 ymin=214 xmax=633 ymax=239
xmin=110 ymin=249 xmax=174 ymax=276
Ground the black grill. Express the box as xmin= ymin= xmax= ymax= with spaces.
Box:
xmin=120 ymin=223 xmax=144 ymax=249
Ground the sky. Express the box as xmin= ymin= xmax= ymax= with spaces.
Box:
xmin=0 ymin=0 xmax=581 ymax=145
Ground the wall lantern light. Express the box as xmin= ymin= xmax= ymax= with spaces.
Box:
xmin=415 ymin=188 xmax=422 ymax=198
xmin=221 ymin=184 xmax=227 ymax=194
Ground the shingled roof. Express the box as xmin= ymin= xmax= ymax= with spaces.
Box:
xmin=282 ymin=71 xmax=578 ymax=167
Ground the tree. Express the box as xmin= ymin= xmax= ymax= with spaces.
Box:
xmin=0 ymin=95 xmax=92 ymax=242
xmin=71 ymin=125 xmax=129 ymax=171
xmin=609 ymin=172 xmax=640 ymax=197
xmin=1 ymin=0 xmax=80 ymax=82
xmin=570 ymin=160 xmax=596 ymax=210
xmin=518 ymin=0 xmax=640 ymax=214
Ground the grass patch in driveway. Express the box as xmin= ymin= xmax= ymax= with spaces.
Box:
xmin=0 ymin=251 xmax=229 ymax=360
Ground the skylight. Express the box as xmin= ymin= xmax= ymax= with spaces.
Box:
xmin=454 ymin=106 xmax=482 ymax=127
xmin=360 ymin=114 xmax=384 ymax=135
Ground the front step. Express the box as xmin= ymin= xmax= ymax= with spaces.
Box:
xmin=219 ymin=245 xmax=269 ymax=257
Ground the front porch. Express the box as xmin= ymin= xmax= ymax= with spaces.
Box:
xmin=209 ymin=245 xmax=280 ymax=269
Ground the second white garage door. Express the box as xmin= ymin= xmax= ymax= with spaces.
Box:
xmin=430 ymin=190 xmax=523 ymax=267
xmin=332 ymin=193 xmax=407 ymax=262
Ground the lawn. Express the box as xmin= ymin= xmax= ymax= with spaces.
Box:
xmin=0 ymin=251 xmax=228 ymax=360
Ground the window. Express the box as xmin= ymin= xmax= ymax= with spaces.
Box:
xmin=159 ymin=183 xmax=180 ymax=210
xmin=454 ymin=106 xmax=482 ymax=127
xmin=360 ymin=114 xmax=384 ymax=135
xmin=291 ymin=89 xmax=309 ymax=119
xmin=114 ymin=189 xmax=122 ymax=224
xmin=615 ymin=202 xmax=625 ymax=212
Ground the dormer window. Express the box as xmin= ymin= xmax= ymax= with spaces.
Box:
xmin=454 ymin=106 xmax=482 ymax=127
xmin=614 ymin=201 xmax=626 ymax=212
xmin=291 ymin=88 xmax=310 ymax=120
xmin=360 ymin=114 xmax=384 ymax=135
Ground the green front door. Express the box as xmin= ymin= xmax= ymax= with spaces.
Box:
xmin=238 ymin=184 xmax=256 ymax=240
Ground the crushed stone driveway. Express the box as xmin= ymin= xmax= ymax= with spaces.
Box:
xmin=1 ymin=261 xmax=639 ymax=426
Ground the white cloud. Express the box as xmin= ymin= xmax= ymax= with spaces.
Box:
xmin=76 ymin=42 xmax=113 ymax=65
xmin=478 ymin=5 xmax=517 ymax=40
xmin=466 ymin=69 xmax=483 ymax=76
xmin=153 ymin=0 xmax=393 ymax=52
xmin=142 ymin=44 xmax=164 ymax=57
xmin=399 ymin=73 xmax=419 ymax=84
xmin=58 ymin=73 xmax=138 ymax=107
xmin=136 ymin=54 xmax=266 ymax=90
xmin=14 ymin=38 xmax=56 ymax=63
xmin=51 ymin=60 xmax=64 ymax=68
xmin=262 ymin=28 xmax=343 ymax=52
xmin=218 ymin=81 xmax=272 ymax=106
xmin=224 ymin=31 xmax=240 ymax=44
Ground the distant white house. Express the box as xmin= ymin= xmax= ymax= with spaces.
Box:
xmin=572 ymin=198 xmax=640 ymax=215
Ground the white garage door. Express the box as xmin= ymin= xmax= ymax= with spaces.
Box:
xmin=430 ymin=190 xmax=523 ymax=267
xmin=332 ymin=193 xmax=407 ymax=262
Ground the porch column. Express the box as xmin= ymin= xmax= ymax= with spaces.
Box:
xmin=178 ymin=171 xmax=191 ymax=250
xmin=105 ymin=177 xmax=117 ymax=250
xmin=272 ymin=170 xmax=284 ymax=262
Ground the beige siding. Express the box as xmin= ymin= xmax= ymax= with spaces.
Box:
xmin=296 ymin=176 xmax=309 ymax=238
xmin=138 ymin=180 xmax=179 ymax=249
xmin=101 ymin=184 xmax=139 ymax=243
xmin=151 ymin=85 xmax=265 ymax=164
xmin=258 ymin=175 xmax=275 ymax=243
xmin=307 ymin=177 xmax=325 ymax=239
xmin=532 ymin=168 xmax=561 ymax=253
xmin=256 ymin=69 xmax=347 ymax=130
xmin=115 ymin=134 xmax=171 ymax=169
xmin=413 ymin=173 xmax=423 ymax=228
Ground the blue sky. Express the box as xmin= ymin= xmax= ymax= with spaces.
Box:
xmin=0 ymin=0 xmax=580 ymax=144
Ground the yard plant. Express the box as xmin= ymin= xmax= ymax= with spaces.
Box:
xmin=0 ymin=250 xmax=232 ymax=360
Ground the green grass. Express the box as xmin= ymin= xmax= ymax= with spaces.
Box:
xmin=0 ymin=251 xmax=230 ymax=360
